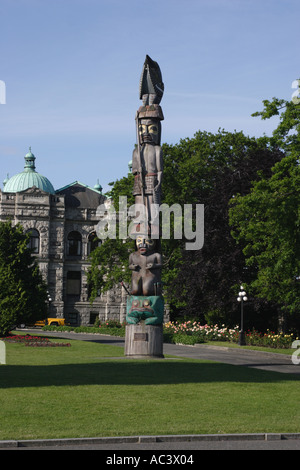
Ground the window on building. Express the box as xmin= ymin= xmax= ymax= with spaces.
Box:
xmin=89 ymin=311 xmax=98 ymax=325
xmin=26 ymin=229 xmax=40 ymax=254
xmin=67 ymin=231 xmax=82 ymax=256
xmin=87 ymin=231 xmax=102 ymax=255
xmin=66 ymin=271 xmax=81 ymax=297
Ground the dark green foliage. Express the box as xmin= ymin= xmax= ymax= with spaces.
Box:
xmin=252 ymin=95 xmax=300 ymax=155
xmin=0 ymin=220 xmax=48 ymax=336
xmin=87 ymin=173 xmax=135 ymax=300
xmin=88 ymin=128 xmax=283 ymax=331
xmin=229 ymin=96 xmax=300 ymax=325
xmin=88 ymin=99 xmax=300 ymax=332
xmin=230 ymin=155 xmax=300 ymax=314
xmin=162 ymin=130 xmax=283 ymax=324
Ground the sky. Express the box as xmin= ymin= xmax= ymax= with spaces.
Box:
xmin=1 ymin=0 xmax=300 ymax=194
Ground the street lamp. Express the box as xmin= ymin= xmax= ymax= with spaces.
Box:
xmin=237 ymin=285 xmax=248 ymax=346
xmin=46 ymin=291 xmax=52 ymax=316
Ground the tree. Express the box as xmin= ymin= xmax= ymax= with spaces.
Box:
xmin=251 ymin=95 xmax=300 ymax=156
xmin=0 ymin=220 xmax=48 ymax=336
xmin=87 ymin=173 xmax=135 ymax=301
xmin=229 ymin=154 xmax=300 ymax=323
xmin=162 ymin=130 xmax=283 ymax=324
xmin=88 ymin=129 xmax=283 ymax=329
xmin=228 ymin=96 xmax=300 ymax=330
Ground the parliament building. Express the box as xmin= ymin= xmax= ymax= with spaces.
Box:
xmin=0 ymin=148 xmax=127 ymax=326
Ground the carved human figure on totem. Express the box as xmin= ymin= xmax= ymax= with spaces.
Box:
xmin=129 ymin=236 xmax=162 ymax=296
xmin=131 ymin=117 xmax=163 ymax=235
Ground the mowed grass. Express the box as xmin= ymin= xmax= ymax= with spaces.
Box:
xmin=0 ymin=335 xmax=300 ymax=441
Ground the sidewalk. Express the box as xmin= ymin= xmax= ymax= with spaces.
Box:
xmin=1 ymin=432 xmax=300 ymax=450
xmin=38 ymin=329 xmax=300 ymax=375
xmin=164 ymin=342 xmax=300 ymax=375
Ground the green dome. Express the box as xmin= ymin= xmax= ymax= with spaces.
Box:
xmin=3 ymin=148 xmax=55 ymax=195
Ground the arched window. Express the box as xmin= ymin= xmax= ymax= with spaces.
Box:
xmin=26 ymin=229 xmax=40 ymax=254
xmin=87 ymin=231 xmax=102 ymax=255
xmin=67 ymin=231 xmax=82 ymax=256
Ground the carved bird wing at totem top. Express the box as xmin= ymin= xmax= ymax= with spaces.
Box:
xmin=139 ymin=55 xmax=164 ymax=105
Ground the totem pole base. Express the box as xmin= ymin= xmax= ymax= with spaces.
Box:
xmin=125 ymin=323 xmax=164 ymax=358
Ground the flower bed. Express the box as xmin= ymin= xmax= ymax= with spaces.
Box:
xmin=3 ymin=334 xmax=71 ymax=347
xmin=163 ymin=321 xmax=296 ymax=348
xmin=245 ymin=329 xmax=295 ymax=349
xmin=40 ymin=320 xmax=297 ymax=349
xmin=163 ymin=321 xmax=239 ymax=345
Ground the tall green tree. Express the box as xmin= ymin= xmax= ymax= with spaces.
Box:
xmin=88 ymin=129 xmax=283 ymax=329
xmin=228 ymin=95 xmax=300 ymax=329
xmin=162 ymin=130 xmax=283 ymax=324
xmin=0 ymin=221 xmax=48 ymax=336
xmin=87 ymin=173 xmax=135 ymax=301
xmin=251 ymin=94 xmax=300 ymax=155
xmin=229 ymin=154 xmax=300 ymax=322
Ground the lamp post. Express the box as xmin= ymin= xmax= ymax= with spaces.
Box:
xmin=237 ymin=285 xmax=247 ymax=346
xmin=46 ymin=291 xmax=52 ymax=316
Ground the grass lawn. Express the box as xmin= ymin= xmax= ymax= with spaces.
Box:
xmin=0 ymin=334 xmax=300 ymax=441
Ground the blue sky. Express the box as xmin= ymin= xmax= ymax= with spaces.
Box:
xmin=1 ymin=0 xmax=299 ymax=193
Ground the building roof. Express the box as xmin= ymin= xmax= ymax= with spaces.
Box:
xmin=56 ymin=181 xmax=103 ymax=209
xmin=3 ymin=148 xmax=55 ymax=195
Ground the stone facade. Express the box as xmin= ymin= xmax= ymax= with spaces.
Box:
xmin=0 ymin=181 xmax=127 ymax=326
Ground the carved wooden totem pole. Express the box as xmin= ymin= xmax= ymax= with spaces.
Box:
xmin=125 ymin=55 xmax=165 ymax=358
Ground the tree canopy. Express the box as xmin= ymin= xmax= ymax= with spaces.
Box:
xmin=229 ymin=96 xmax=300 ymax=329
xmin=0 ymin=220 xmax=48 ymax=336
xmin=162 ymin=129 xmax=283 ymax=325
xmin=229 ymin=154 xmax=299 ymax=319
xmin=252 ymin=94 xmax=300 ymax=155
xmin=87 ymin=91 xmax=300 ymax=332
xmin=88 ymin=128 xmax=284 ymax=330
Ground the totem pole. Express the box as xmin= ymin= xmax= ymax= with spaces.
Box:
xmin=125 ymin=55 xmax=165 ymax=357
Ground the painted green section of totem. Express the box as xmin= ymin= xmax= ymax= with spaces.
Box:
xmin=126 ymin=295 xmax=164 ymax=325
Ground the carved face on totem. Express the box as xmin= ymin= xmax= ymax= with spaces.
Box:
xmin=136 ymin=236 xmax=155 ymax=255
xmin=138 ymin=118 xmax=161 ymax=145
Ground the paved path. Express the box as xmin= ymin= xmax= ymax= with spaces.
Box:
xmin=3 ymin=434 xmax=300 ymax=451
xmin=36 ymin=329 xmax=300 ymax=375
xmin=166 ymin=342 xmax=300 ymax=375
